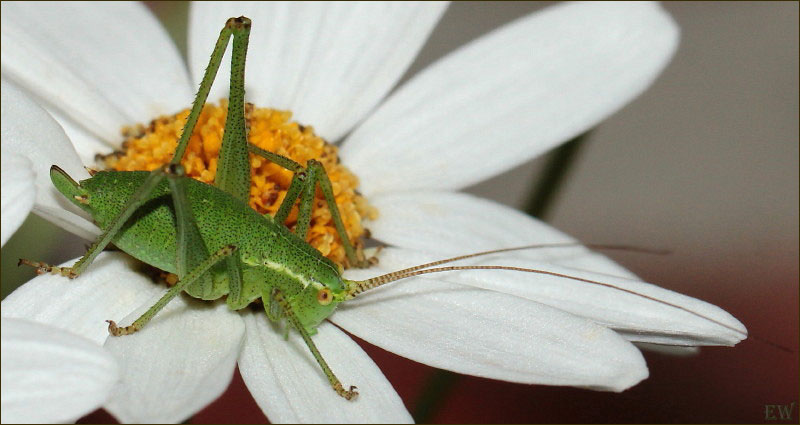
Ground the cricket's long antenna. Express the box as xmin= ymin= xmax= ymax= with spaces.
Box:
xmin=344 ymin=243 xmax=763 ymax=342
xmin=359 ymin=243 xmax=668 ymax=289
xmin=347 ymin=263 xmax=751 ymax=339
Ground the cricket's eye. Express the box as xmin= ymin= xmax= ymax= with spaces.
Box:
xmin=316 ymin=288 xmax=333 ymax=306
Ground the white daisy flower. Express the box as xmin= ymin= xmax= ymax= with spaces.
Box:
xmin=0 ymin=1 xmax=746 ymax=423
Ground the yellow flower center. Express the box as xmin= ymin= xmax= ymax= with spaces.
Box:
xmin=101 ymin=100 xmax=377 ymax=268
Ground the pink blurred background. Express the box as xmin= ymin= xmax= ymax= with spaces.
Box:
xmin=3 ymin=1 xmax=795 ymax=423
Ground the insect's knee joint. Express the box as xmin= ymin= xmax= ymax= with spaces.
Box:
xmin=226 ymin=16 xmax=251 ymax=30
xmin=165 ymin=163 xmax=185 ymax=176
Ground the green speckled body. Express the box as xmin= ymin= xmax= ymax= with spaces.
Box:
xmin=71 ymin=170 xmax=343 ymax=332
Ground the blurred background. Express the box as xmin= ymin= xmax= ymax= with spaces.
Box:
xmin=2 ymin=1 xmax=797 ymax=423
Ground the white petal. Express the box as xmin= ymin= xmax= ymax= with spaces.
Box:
xmin=368 ymin=190 xmax=635 ymax=280
xmin=45 ymin=107 xmax=117 ymax=166
xmin=0 ymin=80 xmax=100 ymax=240
xmin=368 ymin=190 xmax=587 ymax=258
xmin=238 ymin=311 xmax=412 ymax=423
xmin=1 ymin=252 xmax=165 ymax=345
xmin=103 ymin=296 xmax=245 ymax=424
xmin=0 ymin=1 xmax=192 ymax=145
xmin=0 ymin=152 xmax=36 ymax=246
xmin=2 ymin=251 xmax=247 ymax=423
xmin=189 ymin=1 xmax=448 ymax=141
xmin=333 ymin=272 xmax=647 ymax=392
xmin=376 ymin=247 xmax=746 ymax=347
xmin=367 ymin=191 xmax=747 ymax=346
xmin=1 ymin=317 xmax=119 ymax=424
xmin=342 ymin=1 xmax=679 ymax=194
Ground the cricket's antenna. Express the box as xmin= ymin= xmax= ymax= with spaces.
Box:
xmin=751 ymin=335 xmax=794 ymax=353
xmin=359 ymin=242 xmax=669 ymax=286
xmin=345 ymin=242 xmax=666 ymax=296
xmin=348 ymin=243 xmax=667 ymax=295
xmin=345 ymin=243 xmax=751 ymax=341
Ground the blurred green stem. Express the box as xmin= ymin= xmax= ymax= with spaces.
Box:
xmin=411 ymin=131 xmax=590 ymax=423
xmin=524 ymin=131 xmax=590 ymax=219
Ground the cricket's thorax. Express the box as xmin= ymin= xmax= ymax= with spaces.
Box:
xmin=76 ymin=171 xmax=343 ymax=302
xmin=99 ymin=100 xmax=377 ymax=268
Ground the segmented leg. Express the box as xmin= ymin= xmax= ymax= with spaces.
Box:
xmin=17 ymin=259 xmax=78 ymax=278
xmin=269 ymin=288 xmax=358 ymax=400
xmin=263 ymin=288 xmax=283 ymax=323
xmin=211 ymin=17 xmax=251 ymax=203
xmin=108 ymin=244 xmax=238 ymax=336
xmin=248 ymin=143 xmax=370 ymax=268
xmin=170 ymin=16 xmax=250 ymax=169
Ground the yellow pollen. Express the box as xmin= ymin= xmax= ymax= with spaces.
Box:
xmin=104 ymin=100 xmax=378 ymax=268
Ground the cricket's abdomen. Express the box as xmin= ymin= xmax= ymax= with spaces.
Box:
xmin=78 ymin=171 xmax=339 ymax=300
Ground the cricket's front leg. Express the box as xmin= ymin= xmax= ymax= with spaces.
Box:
xmin=305 ymin=159 xmax=373 ymax=268
xmin=248 ymin=144 xmax=372 ymax=269
xmin=269 ymin=288 xmax=359 ymax=400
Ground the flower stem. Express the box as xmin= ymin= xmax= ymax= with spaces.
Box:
xmin=524 ymin=131 xmax=590 ymax=219
xmin=412 ymin=368 xmax=459 ymax=423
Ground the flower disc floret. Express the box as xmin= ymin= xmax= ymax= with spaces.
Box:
xmin=103 ymin=100 xmax=377 ymax=267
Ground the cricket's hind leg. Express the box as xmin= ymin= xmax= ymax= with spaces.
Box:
xmin=248 ymin=144 xmax=371 ymax=268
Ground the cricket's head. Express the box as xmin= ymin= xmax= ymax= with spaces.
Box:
xmin=291 ymin=264 xmax=349 ymax=333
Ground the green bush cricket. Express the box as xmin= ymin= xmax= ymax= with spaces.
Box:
xmin=20 ymin=16 xmax=365 ymax=400
xmin=18 ymin=16 xmax=748 ymax=402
